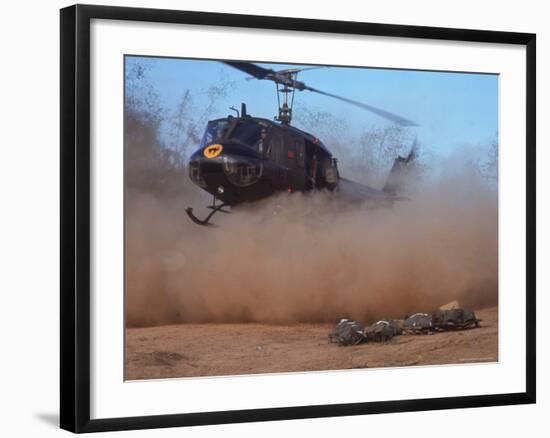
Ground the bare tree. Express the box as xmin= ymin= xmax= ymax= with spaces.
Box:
xmin=165 ymin=76 xmax=235 ymax=161
xmin=294 ymin=105 xmax=424 ymax=187
xmin=125 ymin=62 xmax=235 ymax=196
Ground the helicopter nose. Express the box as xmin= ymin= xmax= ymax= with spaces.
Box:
xmin=221 ymin=155 xmax=263 ymax=187
xmin=188 ymin=155 xmax=214 ymax=188
xmin=190 ymin=147 xmax=222 ymax=172
xmin=188 ymin=142 xmax=265 ymax=195
xmin=188 ymin=146 xmax=228 ymax=190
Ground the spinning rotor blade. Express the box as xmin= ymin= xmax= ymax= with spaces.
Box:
xmin=222 ymin=61 xmax=273 ymax=79
xmin=306 ymin=86 xmax=418 ymax=127
xmin=275 ymin=66 xmax=325 ymax=74
xmin=223 ymin=61 xmax=418 ymax=127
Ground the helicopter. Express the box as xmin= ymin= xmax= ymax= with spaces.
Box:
xmin=186 ymin=61 xmax=418 ymax=226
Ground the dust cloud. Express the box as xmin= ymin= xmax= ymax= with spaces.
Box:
xmin=125 ymin=165 xmax=498 ymax=327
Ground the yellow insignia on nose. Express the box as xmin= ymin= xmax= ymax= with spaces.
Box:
xmin=203 ymin=144 xmax=223 ymax=158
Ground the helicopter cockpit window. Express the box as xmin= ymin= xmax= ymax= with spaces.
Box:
xmin=228 ymin=121 xmax=265 ymax=147
xmin=200 ymin=120 xmax=231 ymax=148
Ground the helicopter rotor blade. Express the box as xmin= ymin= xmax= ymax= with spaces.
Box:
xmin=222 ymin=61 xmax=418 ymax=126
xmin=306 ymin=86 xmax=418 ymax=127
xmin=222 ymin=61 xmax=273 ymax=79
xmin=275 ymin=66 xmax=326 ymax=74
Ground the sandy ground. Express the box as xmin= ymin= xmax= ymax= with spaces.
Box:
xmin=125 ymin=307 xmax=497 ymax=380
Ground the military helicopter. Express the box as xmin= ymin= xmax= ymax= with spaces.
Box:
xmin=186 ymin=61 xmax=418 ymax=226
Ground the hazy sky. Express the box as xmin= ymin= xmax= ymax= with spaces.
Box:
xmin=126 ymin=56 xmax=498 ymax=158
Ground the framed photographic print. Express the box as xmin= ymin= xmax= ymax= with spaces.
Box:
xmin=60 ymin=4 xmax=536 ymax=433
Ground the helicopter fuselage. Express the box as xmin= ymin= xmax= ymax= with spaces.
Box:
xmin=188 ymin=115 xmax=339 ymax=206
xmin=185 ymin=61 xmax=418 ymax=226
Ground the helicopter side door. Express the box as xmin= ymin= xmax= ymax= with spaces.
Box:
xmin=283 ymin=132 xmax=307 ymax=191
xmin=265 ymin=128 xmax=288 ymax=190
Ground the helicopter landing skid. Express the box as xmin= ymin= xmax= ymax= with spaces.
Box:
xmin=186 ymin=203 xmax=230 ymax=226
xmin=207 ymin=204 xmax=231 ymax=213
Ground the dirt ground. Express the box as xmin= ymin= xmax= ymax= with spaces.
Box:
xmin=125 ymin=306 xmax=498 ymax=380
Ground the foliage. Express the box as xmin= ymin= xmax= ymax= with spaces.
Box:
xmin=124 ymin=62 xmax=232 ymax=196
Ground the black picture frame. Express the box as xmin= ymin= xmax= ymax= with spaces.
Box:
xmin=60 ymin=4 xmax=536 ymax=433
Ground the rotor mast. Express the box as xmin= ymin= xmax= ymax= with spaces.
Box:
xmin=275 ymin=73 xmax=297 ymax=124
